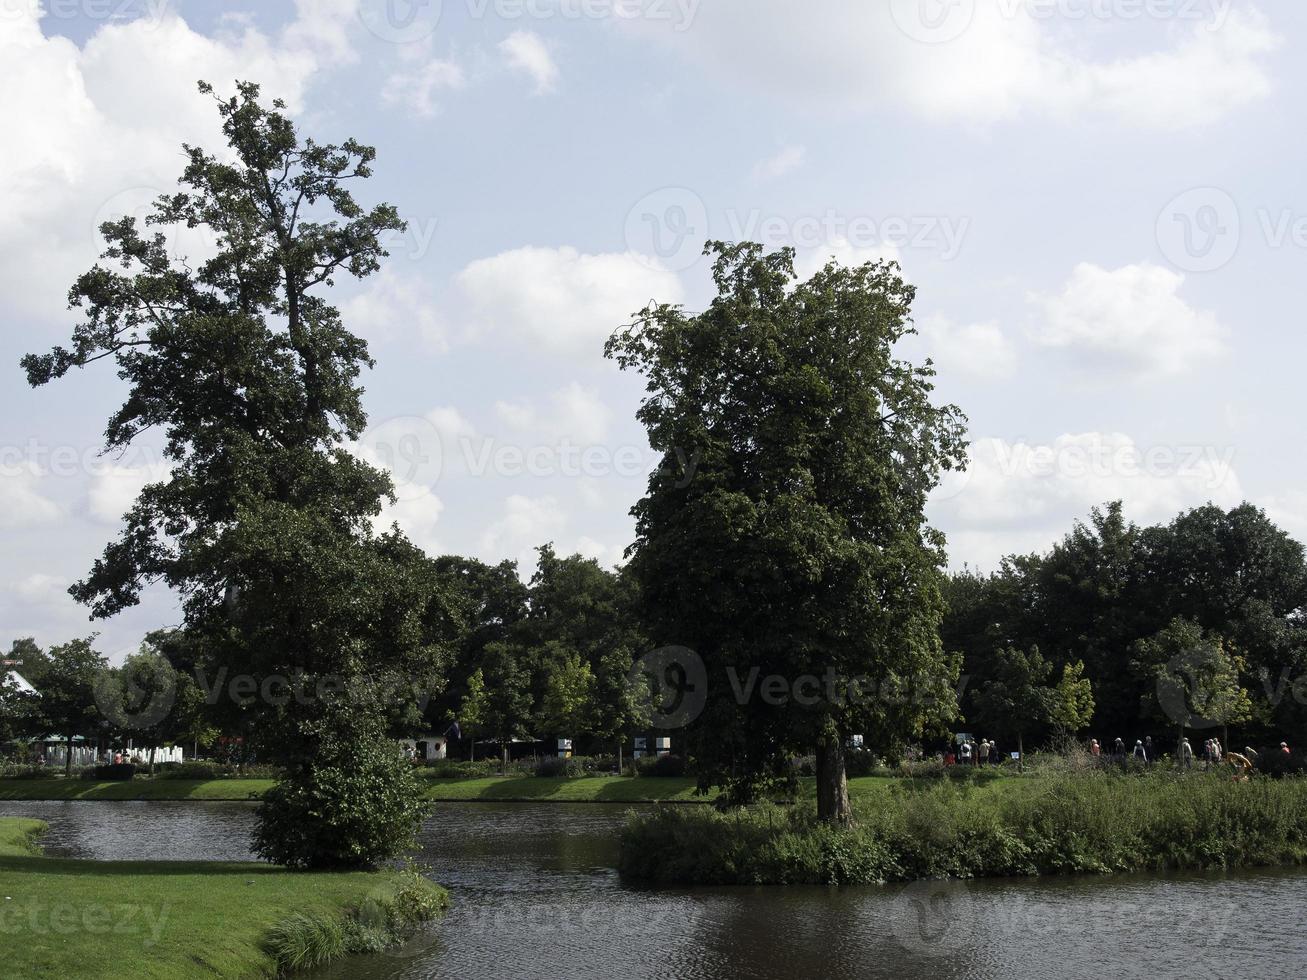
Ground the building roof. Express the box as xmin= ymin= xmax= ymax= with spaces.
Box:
xmin=4 ymin=670 xmax=36 ymax=695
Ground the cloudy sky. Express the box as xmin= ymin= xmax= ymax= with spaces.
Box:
xmin=2 ymin=0 xmax=1303 ymax=660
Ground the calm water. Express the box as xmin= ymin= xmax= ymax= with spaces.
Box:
xmin=5 ymin=799 xmax=1306 ymax=979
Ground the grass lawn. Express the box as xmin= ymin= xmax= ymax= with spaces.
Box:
xmin=0 ymin=817 xmax=444 ymax=980
xmin=0 ymin=779 xmax=274 ymax=802
xmin=0 ymin=771 xmax=1021 ymax=806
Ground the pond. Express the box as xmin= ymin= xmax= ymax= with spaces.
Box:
xmin=4 ymin=799 xmax=1306 ymax=979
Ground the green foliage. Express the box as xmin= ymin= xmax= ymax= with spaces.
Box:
xmin=1135 ymin=617 xmax=1253 ymax=735
xmin=633 ymin=754 xmax=688 ymax=778
xmin=253 ymin=727 xmax=430 ymax=870
xmin=973 ymin=646 xmax=1095 ymax=762
xmin=606 ymin=242 xmax=968 ymax=817
xmin=264 ymin=871 xmax=448 ymax=973
xmin=620 ymin=773 xmax=1307 ymax=885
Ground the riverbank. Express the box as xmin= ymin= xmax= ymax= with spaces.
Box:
xmin=0 ymin=774 xmax=710 ymax=804
xmin=0 ymin=817 xmax=448 ymax=979
xmin=620 ymin=772 xmax=1307 ymax=885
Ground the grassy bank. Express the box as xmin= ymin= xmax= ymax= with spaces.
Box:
xmin=0 ymin=817 xmax=448 ymax=979
xmin=0 ymin=778 xmax=275 ymax=801
xmin=620 ymin=772 xmax=1307 ymax=885
xmin=0 ymin=774 xmax=707 ymax=804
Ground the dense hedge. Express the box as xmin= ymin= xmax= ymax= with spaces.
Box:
xmin=619 ymin=773 xmax=1307 ymax=885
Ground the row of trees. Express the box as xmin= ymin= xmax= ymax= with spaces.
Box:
xmin=945 ymin=501 xmax=1307 ymax=754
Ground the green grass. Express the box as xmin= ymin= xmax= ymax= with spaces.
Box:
xmin=0 ymin=779 xmax=274 ymax=801
xmin=417 ymin=774 xmax=707 ymax=802
xmin=0 ymin=817 xmax=448 ymax=979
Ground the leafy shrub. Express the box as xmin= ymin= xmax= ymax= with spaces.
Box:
xmin=535 ymin=756 xmax=584 ymax=778
xmin=621 ymin=772 xmax=1307 ymax=885
xmin=635 ymin=754 xmax=687 ymax=778
xmin=791 ymin=755 xmax=817 ymax=778
xmin=253 ymin=733 xmax=430 ymax=870
xmin=421 ymin=758 xmax=502 ymax=779
xmin=582 ymin=754 xmax=621 ymax=774
xmin=87 ymin=763 xmax=136 ymax=782
xmin=1 ymin=765 xmax=60 ymax=780
xmin=156 ymin=761 xmax=225 ymax=780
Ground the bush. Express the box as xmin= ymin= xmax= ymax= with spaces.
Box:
xmin=535 ymin=756 xmax=584 ymax=778
xmin=420 ymin=758 xmax=502 ymax=779
xmin=156 ymin=761 xmax=225 ymax=780
xmin=87 ymin=763 xmax=136 ymax=782
xmin=634 ymin=754 xmax=687 ymax=778
xmin=620 ymin=772 xmax=1307 ymax=885
xmin=253 ymin=733 xmax=430 ymax=870
xmin=1 ymin=765 xmax=60 ymax=780
xmin=264 ymin=871 xmax=450 ymax=972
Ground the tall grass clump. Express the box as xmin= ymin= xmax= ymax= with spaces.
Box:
xmin=620 ymin=773 xmax=1307 ymax=885
xmin=264 ymin=870 xmax=450 ymax=973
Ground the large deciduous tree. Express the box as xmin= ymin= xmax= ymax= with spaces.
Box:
xmin=22 ymin=81 xmax=453 ymax=868
xmin=606 ymin=242 xmax=968 ymax=823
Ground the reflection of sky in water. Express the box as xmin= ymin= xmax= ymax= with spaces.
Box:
xmin=6 ymin=800 xmax=1306 ymax=979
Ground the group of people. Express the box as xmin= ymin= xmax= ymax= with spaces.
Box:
xmin=1090 ymin=736 xmax=1159 ymax=763
xmin=1090 ymin=735 xmax=1292 ymax=769
xmin=954 ymin=737 xmax=1002 ymax=766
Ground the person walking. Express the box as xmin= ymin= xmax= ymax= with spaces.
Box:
xmin=1179 ymin=738 xmax=1194 ymax=770
xmin=1090 ymin=738 xmax=1101 ymax=759
xmin=1281 ymin=741 xmax=1291 ymax=756
xmin=979 ymin=739 xmax=990 ymax=766
xmin=1114 ymin=738 xmax=1126 ymax=760
xmin=1133 ymin=739 xmax=1147 ymax=763
xmin=1144 ymin=736 xmax=1154 ymax=765
xmin=960 ymin=740 xmax=972 ymax=765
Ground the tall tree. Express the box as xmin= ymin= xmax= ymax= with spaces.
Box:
xmin=606 ymin=242 xmax=968 ymax=822
xmin=21 ymin=80 xmax=451 ymax=868
xmin=973 ymin=646 xmax=1092 ymax=769
xmin=34 ymin=639 xmax=107 ymax=775
xmin=460 ymin=644 xmax=532 ymax=773
xmin=1135 ymin=617 xmax=1252 ymax=753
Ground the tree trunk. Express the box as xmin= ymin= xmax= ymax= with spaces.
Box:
xmin=501 ymin=741 xmax=508 ymax=776
xmin=1017 ymin=732 xmax=1024 ymax=772
xmin=148 ymin=745 xmax=157 ymax=777
xmin=64 ymin=734 xmax=74 ymax=777
xmin=618 ymin=742 xmax=623 ymax=776
xmin=815 ymin=732 xmax=853 ymax=825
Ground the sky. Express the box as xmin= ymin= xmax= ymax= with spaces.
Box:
xmin=2 ymin=0 xmax=1305 ymax=661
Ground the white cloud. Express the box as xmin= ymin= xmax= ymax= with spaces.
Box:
xmin=494 ymin=383 xmax=612 ymax=446
xmin=1029 ymin=262 xmax=1225 ymax=377
xmin=342 ymin=267 xmax=449 ymax=350
xmin=0 ymin=462 xmax=60 ymax=529
xmin=455 ymin=246 xmax=683 ymax=355
xmin=752 ymin=144 xmax=805 ymax=182
xmin=626 ymin=3 xmax=1277 ymax=128
xmin=916 ymin=316 xmax=1017 ymax=381
xmin=382 ymin=57 xmax=465 ymax=118
xmin=1261 ymin=492 xmax=1307 ymax=546
xmin=88 ymin=461 xmax=172 ymax=524
xmin=0 ymin=2 xmax=358 ymax=319
xmin=932 ymin=432 xmax=1243 ymax=569
xmin=478 ymin=494 xmax=568 ymax=569
xmin=375 ymin=490 xmax=446 ymax=556
xmin=499 ymin=30 xmax=558 ymax=95
xmin=12 ymin=572 xmax=71 ymax=606
xmin=794 ymin=236 xmax=900 ymax=280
